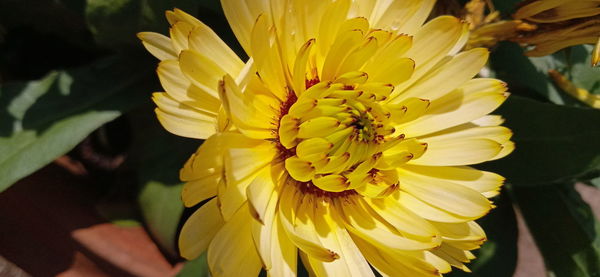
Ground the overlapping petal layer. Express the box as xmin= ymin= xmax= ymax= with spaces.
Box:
xmin=140 ymin=0 xmax=514 ymax=276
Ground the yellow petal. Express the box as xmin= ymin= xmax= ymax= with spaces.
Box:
xmin=338 ymin=36 xmax=379 ymax=76
xmin=218 ymin=74 xmax=276 ymax=139
xmin=317 ymin=0 xmax=353 ymax=57
xmin=365 ymin=196 xmax=438 ymax=240
xmin=432 ymin=221 xmax=486 ymax=250
xmin=137 ymin=32 xmax=177 ymax=60
xmin=430 ymin=244 xmax=474 ymax=272
xmin=397 ymin=48 xmax=490 ymax=102
xmin=220 ymin=133 xmax=276 ymax=220
xmin=179 ymin=198 xmax=224 ymax=259
xmin=220 ymin=0 xmax=268 ymax=54
xmin=396 ymin=191 xmax=470 ymax=223
xmin=351 ymin=235 xmax=441 ymax=277
xmin=410 ymin=138 xmax=502 ymax=166
xmin=399 ymin=78 xmax=509 ymax=137
xmin=301 ymin=199 xmax=375 ymax=277
xmin=472 ymin=115 xmax=505 ymax=127
xmin=297 ymin=117 xmax=341 ymax=138
xmin=152 ymin=92 xmax=217 ymax=139
xmin=334 ymin=71 xmax=369 ymax=86
xmin=422 ymin=126 xmax=513 ymax=144
xmin=513 ymin=0 xmax=566 ymax=20
xmin=296 ymin=138 xmax=334 ymax=160
xmin=388 ymin=97 xmax=430 ymax=124
xmin=370 ymin=0 xmax=436 ymax=35
xmin=321 ymin=29 xmax=366 ymax=80
xmin=179 ymin=50 xmax=224 ymax=95
xmin=278 ymin=186 xmax=341 ymax=262
xmin=284 ymin=156 xmax=316 ymax=182
xmin=250 ymin=180 xmax=298 ymax=277
xmin=293 ymin=39 xmax=316 ymax=94
xmin=246 ymin=167 xmax=278 ymax=224
xmin=424 ymin=251 xmax=452 ymax=274
xmin=363 ymin=35 xmax=412 ymax=75
xmin=187 ymin=23 xmax=244 ymax=77
xmin=366 ymin=57 xmax=415 ymax=86
xmin=401 ymin=165 xmax=504 ymax=198
xmin=180 ymin=133 xmax=224 ymax=181
xmin=170 ymin=21 xmax=194 ymax=53
xmin=157 ymin=60 xmax=220 ymax=113
xmin=166 ymin=8 xmax=203 ymax=26
xmin=182 ymin=178 xmax=218 ymax=208
xmin=279 ymin=115 xmax=301 ymax=148
xmin=397 ymin=16 xmax=467 ymax=93
xmin=313 ymin=174 xmax=349 ymax=192
xmin=336 ymin=196 xmax=441 ymax=251
xmin=208 ymin=203 xmax=262 ymax=277
xmin=251 ymin=14 xmax=289 ymax=98
xmin=383 ymin=138 xmax=427 ymax=159
xmin=398 ymin=170 xmax=492 ymax=219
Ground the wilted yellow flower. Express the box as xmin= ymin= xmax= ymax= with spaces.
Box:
xmin=549 ymin=70 xmax=600 ymax=108
xmin=462 ymin=0 xmax=535 ymax=50
xmin=513 ymin=0 xmax=600 ymax=65
xmin=139 ymin=1 xmax=514 ymax=276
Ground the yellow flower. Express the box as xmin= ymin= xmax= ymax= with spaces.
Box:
xmin=139 ymin=1 xmax=514 ymax=276
xmin=513 ymin=0 xmax=600 ymax=65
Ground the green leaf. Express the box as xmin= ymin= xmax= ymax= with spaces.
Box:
xmin=177 ymin=252 xmax=209 ymax=277
xmin=447 ymin=191 xmax=518 ymax=277
xmin=138 ymin=180 xmax=184 ymax=257
xmin=131 ymin=105 xmax=200 ymax=258
xmin=490 ymin=43 xmax=600 ymax=105
xmin=479 ymin=95 xmax=600 ymax=185
xmin=0 ymin=53 xmax=154 ymax=193
xmin=511 ymin=183 xmax=600 ymax=277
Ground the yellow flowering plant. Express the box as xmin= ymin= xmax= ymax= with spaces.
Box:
xmin=140 ymin=1 xmax=514 ymax=275
xmin=0 ymin=0 xmax=599 ymax=276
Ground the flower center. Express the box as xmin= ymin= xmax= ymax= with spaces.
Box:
xmin=276 ymin=72 xmax=409 ymax=197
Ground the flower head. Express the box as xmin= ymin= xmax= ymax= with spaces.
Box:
xmin=139 ymin=1 xmax=514 ymax=276
xmin=513 ymin=0 xmax=600 ymax=65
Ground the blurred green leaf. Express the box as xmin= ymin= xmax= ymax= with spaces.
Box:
xmin=480 ymin=95 xmax=600 ymax=185
xmin=512 ymin=183 xmax=600 ymax=277
xmin=447 ymin=191 xmax=518 ymax=277
xmin=491 ymin=43 xmax=600 ymax=105
xmin=588 ymin=177 xmax=600 ymax=189
xmin=138 ymin=180 xmax=184 ymax=257
xmin=177 ymin=252 xmax=209 ymax=277
xmin=0 ymin=53 xmax=154 ymax=193
xmin=131 ymin=104 xmax=199 ymax=258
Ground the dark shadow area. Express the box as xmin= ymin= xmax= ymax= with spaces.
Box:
xmin=0 ymin=163 xmax=135 ymax=277
xmin=0 ymin=0 xmax=100 ymax=82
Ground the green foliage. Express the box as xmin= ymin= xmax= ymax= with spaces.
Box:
xmin=480 ymin=95 xmax=600 ymax=185
xmin=0 ymin=54 xmax=154 ymax=193
xmin=512 ymin=184 xmax=600 ymax=277
xmin=491 ymin=43 xmax=600 ymax=105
